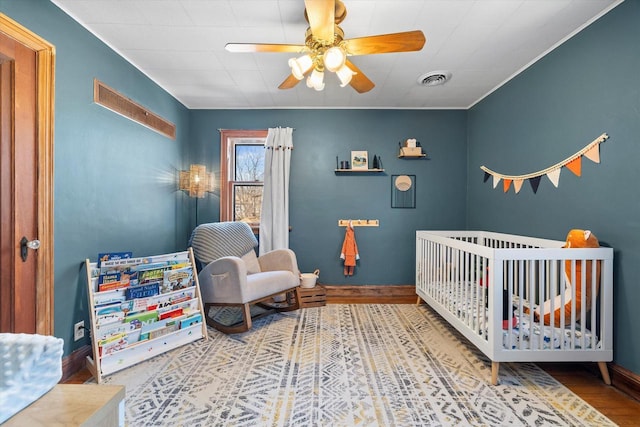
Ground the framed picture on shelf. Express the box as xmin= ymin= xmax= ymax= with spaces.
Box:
xmin=351 ymin=151 xmax=368 ymax=170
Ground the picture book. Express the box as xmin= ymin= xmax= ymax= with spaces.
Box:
xmin=148 ymin=323 xmax=179 ymax=340
xmin=149 ymin=288 xmax=196 ymax=311
xmin=126 ymin=282 xmax=160 ymax=300
xmin=99 ymin=334 xmax=128 ymax=356
xmin=98 ymin=272 xmax=120 ymax=285
xmin=162 ymin=267 xmax=193 ymax=293
xmin=140 ymin=316 xmax=180 ymax=336
xmin=98 ymin=252 xmax=132 ymax=268
xmin=124 ymin=310 xmax=158 ymax=329
xmin=98 ymin=279 xmax=130 ymax=293
xmin=93 ymin=288 xmax=127 ymax=306
xmin=158 ymin=307 xmax=183 ymax=321
xmin=138 ymin=267 xmax=165 ymax=285
xmin=95 ymin=320 xmax=137 ymax=342
xmin=158 ymin=298 xmax=198 ymax=318
xmin=95 ymin=300 xmax=134 ymax=317
xmin=180 ymin=313 xmax=202 ymax=329
xmin=99 ymin=256 xmax=154 ymax=275
xmin=96 ymin=310 xmax=125 ymax=326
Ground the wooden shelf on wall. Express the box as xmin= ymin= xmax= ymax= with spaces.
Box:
xmin=334 ymin=168 xmax=385 ymax=173
xmin=398 ymin=154 xmax=427 ymax=159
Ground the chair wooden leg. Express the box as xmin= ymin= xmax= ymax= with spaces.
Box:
xmin=275 ymin=287 xmax=301 ymax=312
xmin=204 ymin=303 xmax=251 ymax=334
xmin=242 ymin=303 xmax=252 ymax=331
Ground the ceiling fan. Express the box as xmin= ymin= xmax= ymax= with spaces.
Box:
xmin=225 ymin=0 xmax=426 ymax=93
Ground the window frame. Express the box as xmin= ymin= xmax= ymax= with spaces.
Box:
xmin=219 ymin=129 xmax=267 ymax=230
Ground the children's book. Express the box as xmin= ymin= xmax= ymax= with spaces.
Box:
xmin=93 ymin=289 xmax=127 ymax=306
xmin=95 ymin=320 xmax=137 ymax=342
xmin=99 ymin=256 xmax=154 ymax=275
xmin=98 ymin=252 xmax=132 ymax=268
xmin=126 ymin=282 xmax=160 ymax=300
xmin=96 ymin=311 xmax=125 ymax=326
xmin=124 ymin=310 xmax=158 ymax=329
xmin=147 ymin=288 xmax=196 ymax=310
xmin=162 ymin=267 xmax=193 ymax=293
xmin=138 ymin=267 xmax=165 ymax=285
xmin=180 ymin=313 xmax=203 ymax=329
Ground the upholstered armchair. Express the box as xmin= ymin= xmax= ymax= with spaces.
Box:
xmin=189 ymin=221 xmax=301 ymax=333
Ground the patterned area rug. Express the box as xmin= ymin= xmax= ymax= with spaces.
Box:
xmin=97 ymin=304 xmax=614 ymax=426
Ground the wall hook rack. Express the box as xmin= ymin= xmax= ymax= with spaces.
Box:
xmin=338 ymin=219 xmax=379 ymax=227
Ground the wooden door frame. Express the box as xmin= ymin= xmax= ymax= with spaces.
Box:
xmin=1 ymin=13 xmax=55 ymax=335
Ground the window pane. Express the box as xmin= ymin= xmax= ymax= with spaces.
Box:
xmin=234 ymin=145 xmax=264 ymax=181
xmin=233 ymin=184 xmax=263 ymax=223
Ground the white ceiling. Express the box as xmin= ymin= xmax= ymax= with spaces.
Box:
xmin=50 ymin=0 xmax=623 ymax=110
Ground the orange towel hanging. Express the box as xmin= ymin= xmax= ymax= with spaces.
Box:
xmin=340 ymin=221 xmax=360 ymax=276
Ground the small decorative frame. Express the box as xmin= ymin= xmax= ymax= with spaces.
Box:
xmin=351 ymin=151 xmax=368 ymax=170
xmin=391 ymin=174 xmax=416 ymax=208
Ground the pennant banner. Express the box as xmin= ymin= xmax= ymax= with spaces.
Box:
xmin=480 ymin=133 xmax=609 ymax=194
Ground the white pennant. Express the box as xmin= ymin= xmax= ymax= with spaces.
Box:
xmin=492 ymin=175 xmax=501 ymax=188
xmin=584 ymin=145 xmax=600 ymax=163
xmin=546 ymin=168 xmax=561 ymax=187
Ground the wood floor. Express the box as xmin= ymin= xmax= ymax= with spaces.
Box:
xmin=65 ymin=362 xmax=640 ymax=425
xmin=539 ymin=362 xmax=640 ymax=425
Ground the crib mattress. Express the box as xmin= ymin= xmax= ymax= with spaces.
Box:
xmin=501 ymin=317 xmax=597 ymax=350
xmin=430 ymin=285 xmax=598 ymax=351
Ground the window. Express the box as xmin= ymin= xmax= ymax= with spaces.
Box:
xmin=220 ymin=130 xmax=267 ymax=228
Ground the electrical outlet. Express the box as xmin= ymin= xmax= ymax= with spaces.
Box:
xmin=74 ymin=320 xmax=84 ymax=341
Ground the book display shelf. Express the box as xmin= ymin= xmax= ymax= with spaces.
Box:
xmin=84 ymin=248 xmax=206 ymax=383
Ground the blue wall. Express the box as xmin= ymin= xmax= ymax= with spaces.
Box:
xmin=467 ymin=1 xmax=640 ymax=374
xmin=3 ymin=0 xmax=638 ymax=379
xmin=190 ymin=109 xmax=468 ymax=285
xmin=0 ymin=0 xmax=191 ymax=356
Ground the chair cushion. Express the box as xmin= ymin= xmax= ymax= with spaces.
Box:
xmin=241 ymin=250 xmax=261 ymax=275
xmin=189 ymin=222 xmax=258 ymax=265
xmin=244 ymin=270 xmax=299 ymax=303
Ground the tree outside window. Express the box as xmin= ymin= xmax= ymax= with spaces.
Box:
xmin=220 ymin=130 xmax=267 ymax=229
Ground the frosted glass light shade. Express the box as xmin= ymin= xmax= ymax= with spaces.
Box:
xmin=288 ymin=54 xmax=313 ymax=80
xmin=306 ymin=69 xmax=325 ymax=91
xmin=335 ymin=64 xmax=356 ymax=87
xmin=323 ymin=46 xmax=346 ymax=72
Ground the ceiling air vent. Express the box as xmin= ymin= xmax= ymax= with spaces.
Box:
xmin=417 ymin=71 xmax=451 ymax=87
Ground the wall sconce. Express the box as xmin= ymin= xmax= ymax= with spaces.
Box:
xmin=179 ymin=164 xmax=214 ymax=198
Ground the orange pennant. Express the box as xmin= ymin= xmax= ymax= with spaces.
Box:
xmin=503 ymin=179 xmax=512 ymax=193
xmin=566 ymin=156 xmax=582 ymax=176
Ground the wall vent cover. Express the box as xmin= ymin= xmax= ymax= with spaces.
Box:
xmin=93 ymin=79 xmax=176 ymax=140
xmin=417 ymin=71 xmax=452 ymax=87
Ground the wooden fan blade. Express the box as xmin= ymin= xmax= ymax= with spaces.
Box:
xmin=345 ymin=60 xmax=375 ymax=93
xmin=304 ymin=0 xmax=335 ymax=43
xmin=225 ymin=43 xmax=305 ymax=53
xmin=278 ymin=74 xmax=302 ymax=90
xmin=345 ymin=30 xmax=426 ymax=55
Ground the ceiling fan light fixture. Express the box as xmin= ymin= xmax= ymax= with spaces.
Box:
xmin=306 ymin=68 xmax=325 ymax=91
xmin=289 ymin=54 xmax=313 ymax=80
xmin=336 ymin=64 xmax=356 ymax=87
xmin=323 ymin=46 xmax=346 ymax=72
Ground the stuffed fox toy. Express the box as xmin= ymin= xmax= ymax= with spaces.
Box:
xmin=534 ymin=229 xmax=601 ymax=325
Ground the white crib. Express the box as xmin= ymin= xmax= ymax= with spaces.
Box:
xmin=415 ymin=230 xmax=613 ymax=385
